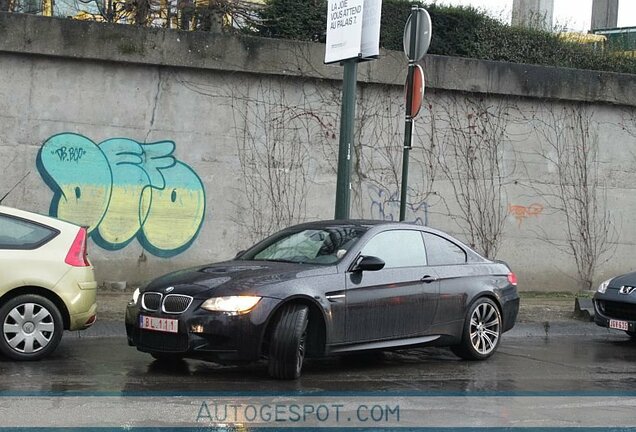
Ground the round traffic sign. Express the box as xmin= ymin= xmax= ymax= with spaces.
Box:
xmin=405 ymin=64 xmax=425 ymax=118
xmin=403 ymin=8 xmax=432 ymax=62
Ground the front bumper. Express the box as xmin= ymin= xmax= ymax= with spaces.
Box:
xmin=594 ymin=291 xmax=636 ymax=333
xmin=125 ymin=297 xmax=281 ymax=363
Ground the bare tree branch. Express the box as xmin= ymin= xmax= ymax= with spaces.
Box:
xmin=524 ymin=103 xmax=617 ymax=291
xmin=428 ymin=94 xmax=515 ymax=259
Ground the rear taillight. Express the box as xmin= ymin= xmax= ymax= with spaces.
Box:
xmin=65 ymin=227 xmax=90 ymax=267
xmin=507 ymin=272 xmax=518 ymax=286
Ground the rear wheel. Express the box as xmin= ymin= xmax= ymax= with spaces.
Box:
xmin=451 ymin=297 xmax=501 ymax=360
xmin=267 ymin=304 xmax=309 ymax=380
xmin=0 ymin=294 xmax=64 ymax=361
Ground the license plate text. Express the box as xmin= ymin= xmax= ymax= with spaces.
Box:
xmin=140 ymin=315 xmax=178 ymax=333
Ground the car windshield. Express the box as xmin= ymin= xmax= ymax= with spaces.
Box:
xmin=239 ymin=226 xmax=368 ymax=265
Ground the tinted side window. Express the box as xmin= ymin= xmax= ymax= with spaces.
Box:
xmin=360 ymin=230 xmax=426 ymax=268
xmin=0 ymin=214 xmax=57 ymax=249
xmin=423 ymin=232 xmax=467 ymax=265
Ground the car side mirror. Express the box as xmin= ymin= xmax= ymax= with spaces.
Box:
xmin=352 ymin=255 xmax=385 ymax=272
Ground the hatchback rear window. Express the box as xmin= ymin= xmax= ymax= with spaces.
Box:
xmin=0 ymin=214 xmax=58 ymax=249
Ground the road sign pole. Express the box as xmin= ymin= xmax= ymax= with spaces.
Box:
xmin=334 ymin=58 xmax=358 ymax=220
xmin=400 ymin=6 xmax=419 ymax=222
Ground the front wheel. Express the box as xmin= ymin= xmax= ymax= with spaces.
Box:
xmin=267 ymin=304 xmax=309 ymax=380
xmin=451 ymin=297 xmax=502 ymax=360
xmin=0 ymin=294 xmax=64 ymax=361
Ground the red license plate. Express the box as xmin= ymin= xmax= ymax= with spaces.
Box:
xmin=139 ymin=315 xmax=178 ymax=333
xmin=609 ymin=319 xmax=629 ymax=331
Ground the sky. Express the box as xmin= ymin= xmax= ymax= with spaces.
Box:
xmin=431 ymin=0 xmax=636 ymax=32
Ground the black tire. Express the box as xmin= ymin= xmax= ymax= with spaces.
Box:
xmin=0 ymin=294 xmax=64 ymax=361
xmin=625 ymin=331 xmax=636 ymax=339
xmin=267 ymin=304 xmax=309 ymax=380
xmin=150 ymin=352 xmax=185 ymax=363
xmin=451 ymin=297 xmax=502 ymax=361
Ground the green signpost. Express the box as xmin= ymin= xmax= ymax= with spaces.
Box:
xmin=334 ymin=59 xmax=358 ymax=220
xmin=400 ymin=6 xmax=432 ymax=221
xmin=325 ymin=0 xmax=382 ymax=220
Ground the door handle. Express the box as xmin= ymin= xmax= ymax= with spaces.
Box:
xmin=325 ymin=291 xmax=346 ymax=302
xmin=421 ymin=275 xmax=437 ymax=283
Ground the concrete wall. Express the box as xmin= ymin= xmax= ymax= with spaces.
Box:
xmin=1 ymin=13 xmax=635 ymax=292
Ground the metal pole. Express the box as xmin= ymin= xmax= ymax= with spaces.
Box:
xmin=400 ymin=6 xmax=419 ymax=221
xmin=334 ymin=58 xmax=358 ymax=220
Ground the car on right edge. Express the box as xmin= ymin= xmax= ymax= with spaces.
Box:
xmin=594 ymin=273 xmax=636 ymax=338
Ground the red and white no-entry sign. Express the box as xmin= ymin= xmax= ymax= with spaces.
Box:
xmin=405 ymin=64 xmax=425 ymax=118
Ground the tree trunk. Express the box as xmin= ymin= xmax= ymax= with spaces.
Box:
xmin=134 ymin=0 xmax=150 ymax=25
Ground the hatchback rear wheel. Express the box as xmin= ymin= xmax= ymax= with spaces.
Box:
xmin=0 ymin=294 xmax=64 ymax=361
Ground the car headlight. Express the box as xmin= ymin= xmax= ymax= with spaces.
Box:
xmin=201 ymin=296 xmax=261 ymax=313
xmin=597 ymin=279 xmax=611 ymax=294
xmin=131 ymin=288 xmax=141 ymax=305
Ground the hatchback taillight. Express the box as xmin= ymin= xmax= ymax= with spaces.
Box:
xmin=65 ymin=227 xmax=90 ymax=267
xmin=507 ymin=272 xmax=518 ymax=286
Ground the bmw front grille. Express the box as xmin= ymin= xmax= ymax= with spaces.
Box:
xmin=162 ymin=294 xmax=193 ymax=314
xmin=141 ymin=292 xmax=193 ymax=314
xmin=142 ymin=292 xmax=162 ymax=311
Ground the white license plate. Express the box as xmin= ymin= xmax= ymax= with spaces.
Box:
xmin=139 ymin=315 xmax=179 ymax=333
xmin=609 ymin=319 xmax=629 ymax=331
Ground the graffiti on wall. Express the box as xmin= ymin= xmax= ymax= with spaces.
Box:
xmin=37 ymin=133 xmax=206 ymax=257
xmin=369 ymin=185 xmax=429 ymax=225
xmin=508 ymin=203 xmax=544 ymax=227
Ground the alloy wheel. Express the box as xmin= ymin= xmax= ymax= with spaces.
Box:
xmin=297 ymin=327 xmax=307 ymax=372
xmin=469 ymin=302 xmax=500 ymax=355
xmin=2 ymin=303 xmax=55 ymax=354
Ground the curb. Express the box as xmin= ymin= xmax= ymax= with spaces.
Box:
xmin=506 ymin=321 xmax=614 ymax=338
xmin=66 ymin=319 xmax=620 ymax=339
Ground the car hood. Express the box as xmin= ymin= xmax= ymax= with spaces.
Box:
xmin=610 ymin=271 xmax=636 ymax=287
xmin=143 ymin=260 xmax=335 ymax=298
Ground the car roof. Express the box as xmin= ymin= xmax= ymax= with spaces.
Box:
xmin=284 ymin=219 xmax=449 ymax=235
xmin=285 ymin=219 xmax=410 ymax=230
xmin=284 ymin=219 xmax=483 ymax=257
xmin=286 ymin=219 xmax=458 ymax=238
xmin=0 ymin=205 xmax=80 ymax=231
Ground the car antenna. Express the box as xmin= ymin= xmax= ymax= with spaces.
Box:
xmin=0 ymin=171 xmax=31 ymax=205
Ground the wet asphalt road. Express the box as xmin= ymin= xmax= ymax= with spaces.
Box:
xmin=1 ymin=332 xmax=635 ymax=393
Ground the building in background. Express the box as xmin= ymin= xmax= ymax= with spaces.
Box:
xmin=593 ymin=26 xmax=636 ymax=57
xmin=591 ymin=0 xmax=619 ymax=30
xmin=512 ymin=0 xmax=554 ymax=30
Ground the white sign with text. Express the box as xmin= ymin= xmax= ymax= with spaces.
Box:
xmin=325 ymin=0 xmax=382 ymax=64
xmin=360 ymin=0 xmax=382 ymax=59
